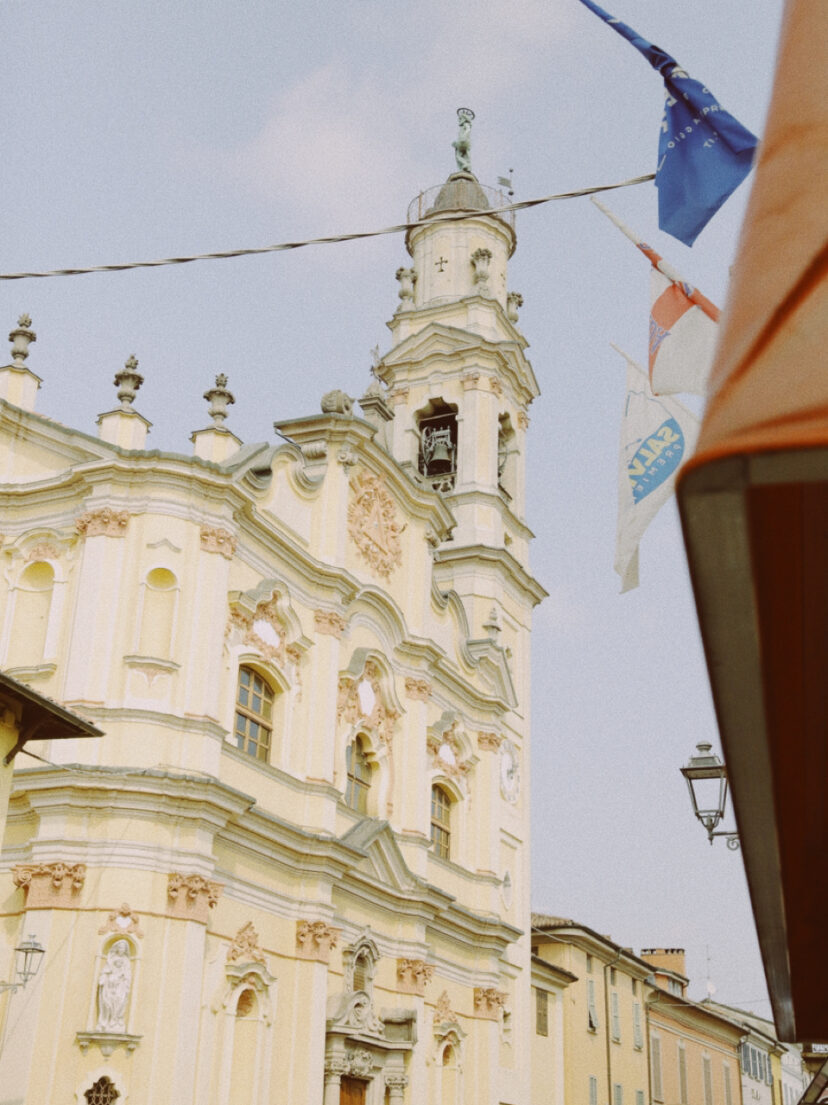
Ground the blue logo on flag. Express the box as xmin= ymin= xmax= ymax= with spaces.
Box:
xmin=627 ymin=418 xmax=685 ymax=502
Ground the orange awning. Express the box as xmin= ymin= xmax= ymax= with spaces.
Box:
xmin=677 ymin=0 xmax=828 ymax=1044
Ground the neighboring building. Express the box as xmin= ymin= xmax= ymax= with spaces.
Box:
xmin=642 ymin=950 xmax=745 ymax=1105
xmin=0 ymin=148 xmax=543 ymax=1102
xmin=531 ymin=952 xmax=577 ymax=1105
xmin=703 ymin=1001 xmax=808 ymax=1105
xmin=532 ymin=915 xmax=653 ymax=1105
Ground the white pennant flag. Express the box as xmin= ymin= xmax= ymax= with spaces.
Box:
xmin=614 ymin=348 xmax=700 ymax=591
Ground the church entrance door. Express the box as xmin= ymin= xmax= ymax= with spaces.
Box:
xmin=340 ymin=1076 xmax=367 ymax=1105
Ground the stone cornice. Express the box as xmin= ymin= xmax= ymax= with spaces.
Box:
xmin=273 ymin=414 xmax=456 ymax=536
xmin=433 ymin=544 xmax=548 ymax=607
xmin=378 ymin=316 xmax=539 ymax=404
xmin=9 ymin=764 xmax=255 ymax=829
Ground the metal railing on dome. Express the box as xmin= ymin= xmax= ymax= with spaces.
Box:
xmin=406 ymin=183 xmax=516 ymax=230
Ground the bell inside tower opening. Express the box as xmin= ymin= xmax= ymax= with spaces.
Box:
xmin=416 ymin=399 xmax=458 ymax=493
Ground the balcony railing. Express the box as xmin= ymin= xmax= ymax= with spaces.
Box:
xmin=406 ymin=183 xmax=515 ymax=231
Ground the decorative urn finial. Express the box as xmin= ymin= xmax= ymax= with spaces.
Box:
xmin=203 ymin=373 xmax=235 ymax=426
xmin=8 ymin=314 xmax=36 ymax=366
xmin=113 ymin=355 xmax=144 ymax=411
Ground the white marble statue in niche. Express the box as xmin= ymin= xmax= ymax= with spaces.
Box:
xmin=96 ymin=939 xmax=132 ymax=1032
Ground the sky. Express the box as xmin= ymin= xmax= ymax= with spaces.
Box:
xmin=3 ymin=0 xmax=786 ymax=1020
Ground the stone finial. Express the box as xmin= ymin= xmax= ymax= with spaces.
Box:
xmin=203 ymin=373 xmax=235 ymax=426
xmin=471 ymin=248 xmax=492 ymax=293
xmin=507 ymin=291 xmax=524 ymax=322
xmin=395 ymin=267 xmax=416 ymax=311
xmin=9 ymin=314 xmax=36 ymax=365
xmin=321 ymin=389 xmax=353 ymax=415
xmin=114 ymin=355 xmax=144 ymax=411
xmin=483 ymin=607 xmax=501 ymax=640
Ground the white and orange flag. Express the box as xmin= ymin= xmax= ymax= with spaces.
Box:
xmin=592 ymin=197 xmax=720 ymax=396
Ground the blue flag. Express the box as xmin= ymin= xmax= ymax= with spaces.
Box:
xmin=578 ymin=0 xmax=758 ymax=246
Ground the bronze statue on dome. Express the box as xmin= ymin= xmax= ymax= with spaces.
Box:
xmin=452 ymin=108 xmax=475 ymax=173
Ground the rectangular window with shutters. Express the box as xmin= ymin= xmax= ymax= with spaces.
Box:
xmin=651 ymin=1035 xmax=664 ymax=1103
xmin=614 ymin=1084 xmax=623 ymax=1105
xmin=633 ymin=1002 xmax=643 ymax=1049
xmin=679 ymin=1045 xmax=688 ymax=1105
xmin=636 ymin=1091 xmax=644 ymax=1105
xmin=724 ymin=1062 xmax=733 ymax=1105
xmin=611 ymin=990 xmax=621 ymax=1041
xmin=703 ymin=1056 xmax=714 ymax=1105
xmin=590 ymin=1076 xmax=599 ymax=1105
xmin=536 ymin=987 xmax=549 ymax=1036
xmin=588 ymin=979 xmax=599 ymax=1031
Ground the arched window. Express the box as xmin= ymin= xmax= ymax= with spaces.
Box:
xmin=431 ymin=785 xmax=452 ymax=859
xmin=345 ymin=736 xmax=371 ymax=813
xmin=417 ymin=398 xmax=458 ymax=493
xmin=234 ymin=667 xmax=274 ymax=761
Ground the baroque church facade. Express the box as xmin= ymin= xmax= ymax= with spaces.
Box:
xmin=0 ymin=154 xmax=544 ymax=1104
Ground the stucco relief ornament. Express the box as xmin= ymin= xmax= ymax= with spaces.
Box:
xmin=96 ymin=940 xmax=132 ymax=1033
xmin=26 ymin=542 xmax=60 ymax=562
xmin=347 ymin=469 xmax=404 ymax=579
xmin=347 ymin=1048 xmax=375 ymax=1078
xmin=76 ymin=508 xmax=130 ymax=538
xmin=226 ymin=593 xmax=286 ymax=665
xmin=98 ymin=904 xmax=143 ymax=938
xmin=337 ymin=661 xmax=398 ymax=745
xmin=435 ymin=990 xmax=455 ymax=1023
xmin=200 ymin=525 xmax=236 ymax=558
xmin=227 ymin=921 xmax=267 ymax=965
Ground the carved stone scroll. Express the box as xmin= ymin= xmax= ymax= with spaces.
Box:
xmin=474 ymin=987 xmax=507 ymax=1019
xmin=166 ymin=872 xmax=222 ymax=923
xmin=397 ymin=958 xmax=434 ymax=996
xmin=13 ymin=862 xmax=86 ymax=908
xmin=477 ymin=731 xmax=503 ymax=752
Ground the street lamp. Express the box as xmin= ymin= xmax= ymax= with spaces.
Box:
xmin=0 ymin=935 xmax=45 ymax=993
xmin=680 ymin=742 xmax=740 ymax=849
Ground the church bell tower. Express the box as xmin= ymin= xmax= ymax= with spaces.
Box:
xmin=378 ymin=109 xmax=540 ymax=569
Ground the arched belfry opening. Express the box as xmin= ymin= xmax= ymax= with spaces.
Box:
xmin=416 ymin=397 xmax=458 ymax=492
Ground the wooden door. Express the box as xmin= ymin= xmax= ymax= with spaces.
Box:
xmin=340 ymin=1076 xmax=366 ymax=1105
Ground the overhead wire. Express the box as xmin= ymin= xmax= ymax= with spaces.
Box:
xmin=0 ymin=172 xmax=654 ymax=282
